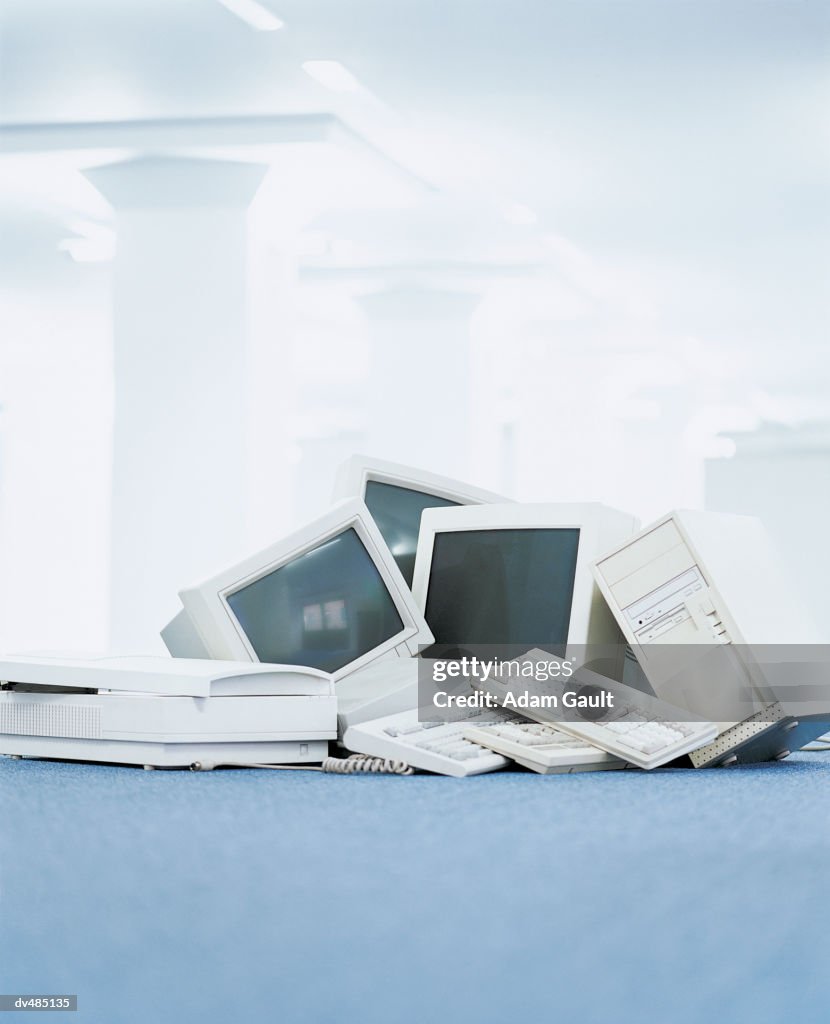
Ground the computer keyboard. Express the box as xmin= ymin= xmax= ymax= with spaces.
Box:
xmin=478 ymin=649 xmax=719 ymax=770
xmin=342 ymin=708 xmax=512 ymax=777
xmin=463 ymin=719 xmax=625 ymax=774
xmin=549 ymin=710 xmax=718 ymax=770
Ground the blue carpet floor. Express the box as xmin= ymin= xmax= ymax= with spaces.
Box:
xmin=1 ymin=752 xmax=828 ymax=1024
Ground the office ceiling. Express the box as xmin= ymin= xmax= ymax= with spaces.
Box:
xmin=1 ymin=0 xmax=828 ymax=358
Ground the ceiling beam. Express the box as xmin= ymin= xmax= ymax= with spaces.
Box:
xmin=0 ymin=113 xmax=337 ymax=153
xmin=0 ymin=112 xmax=435 ymax=192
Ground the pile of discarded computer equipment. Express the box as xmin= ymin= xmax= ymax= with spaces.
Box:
xmin=2 ymin=455 xmax=827 ymax=775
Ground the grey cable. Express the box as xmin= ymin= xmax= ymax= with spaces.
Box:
xmin=190 ymin=754 xmax=414 ymax=774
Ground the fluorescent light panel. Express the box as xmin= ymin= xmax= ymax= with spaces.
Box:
xmin=217 ymin=0 xmax=284 ymax=32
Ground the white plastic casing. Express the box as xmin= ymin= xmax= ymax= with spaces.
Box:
xmin=0 ymin=654 xmax=334 ymax=698
xmin=592 ymin=509 xmax=820 ymax=650
xmin=0 ymin=655 xmax=337 ymax=768
xmin=169 ymin=499 xmax=434 ymax=682
xmin=591 ymin=510 xmax=824 ymax=765
xmin=412 ymin=502 xmax=640 ymax=662
xmin=332 ymin=454 xmax=509 ymax=507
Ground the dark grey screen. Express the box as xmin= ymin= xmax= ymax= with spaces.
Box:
xmin=226 ymin=527 xmax=404 ymax=673
xmin=423 ymin=528 xmax=580 ymax=657
xmin=364 ymin=480 xmax=460 ymax=587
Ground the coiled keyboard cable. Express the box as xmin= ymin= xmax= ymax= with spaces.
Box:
xmin=190 ymin=754 xmax=414 ymax=775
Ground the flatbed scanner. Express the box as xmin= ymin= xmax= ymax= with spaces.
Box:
xmin=0 ymin=654 xmax=337 ymax=769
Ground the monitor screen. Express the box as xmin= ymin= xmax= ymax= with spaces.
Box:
xmin=364 ymin=480 xmax=460 ymax=587
xmin=226 ymin=527 xmax=404 ymax=673
xmin=423 ymin=527 xmax=580 ymax=656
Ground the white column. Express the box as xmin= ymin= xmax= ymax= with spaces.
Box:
xmin=356 ymin=286 xmax=478 ymax=478
xmin=83 ymin=156 xmax=267 ymax=651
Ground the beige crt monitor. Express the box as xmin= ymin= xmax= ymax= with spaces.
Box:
xmin=333 ymin=455 xmax=510 ymax=588
xmin=412 ymin=502 xmax=640 ymax=674
xmin=162 ymin=499 xmax=435 ymax=728
xmin=591 ymin=509 xmax=827 ymax=766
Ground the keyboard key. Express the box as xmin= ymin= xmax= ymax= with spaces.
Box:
xmin=450 ymin=748 xmax=482 ymax=761
xmin=621 ymin=734 xmax=665 ymax=754
xmin=396 ymin=722 xmax=427 ymax=735
xmin=605 ymin=722 xmax=638 ymax=735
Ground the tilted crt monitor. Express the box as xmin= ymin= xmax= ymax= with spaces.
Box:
xmin=411 ymin=503 xmax=639 ymax=666
xmin=162 ymin=499 xmax=434 ymax=687
xmin=332 ymin=455 xmax=509 ymax=587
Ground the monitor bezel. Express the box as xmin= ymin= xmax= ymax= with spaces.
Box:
xmin=332 ymin=454 xmax=510 ymax=507
xmin=411 ymin=502 xmax=634 ymax=659
xmin=178 ymin=499 xmax=434 ymax=681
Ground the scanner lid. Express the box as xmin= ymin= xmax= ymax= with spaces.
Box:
xmin=0 ymin=654 xmax=334 ymax=698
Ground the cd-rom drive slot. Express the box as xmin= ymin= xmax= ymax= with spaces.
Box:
xmin=636 ymin=608 xmax=694 ymax=642
xmin=605 ymin=541 xmax=697 ymax=611
xmin=624 ymin=567 xmax=705 ymax=629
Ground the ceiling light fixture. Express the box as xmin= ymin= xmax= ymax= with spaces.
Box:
xmin=216 ymin=0 xmax=284 ymax=32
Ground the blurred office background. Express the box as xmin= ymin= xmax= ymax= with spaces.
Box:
xmin=0 ymin=0 xmax=827 ymax=652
